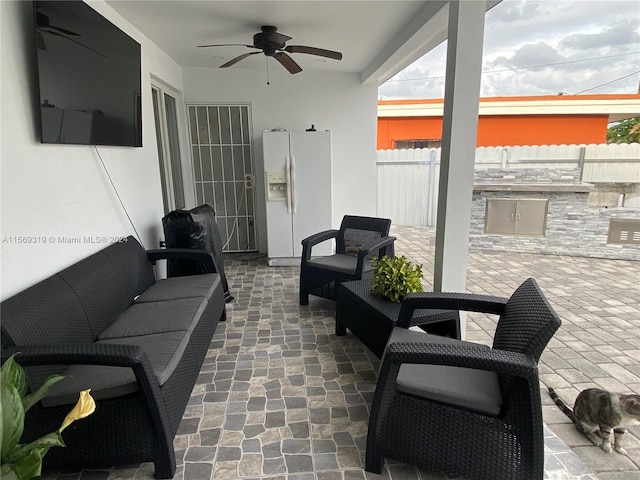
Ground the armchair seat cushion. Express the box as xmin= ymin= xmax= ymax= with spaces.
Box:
xmin=390 ymin=328 xmax=503 ymax=415
xmin=307 ymin=254 xmax=374 ymax=275
xmin=42 ymin=330 xmax=190 ymax=407
xmin=397 ymin=364 xmax=502 ymax=415
xmin=307 ymin=254 xmax=357 ymax=274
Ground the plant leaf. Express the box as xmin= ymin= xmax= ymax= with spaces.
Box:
xmin=3 ymin=431 xmax=65 ymax=466
xmin=22 ymin=374 xmax=65 ymax=413
xmin=1 ymin=383 xmax=24 ymax=460
xmin=12 ymin=447 xmax=47 ymax=480
xmin=1 ymin=354 xmax=27 ymax=397
xmin=0 ymin=463 xmax=20 ymax=480
xmin=370 ymin=255 xmax=423 ymax=302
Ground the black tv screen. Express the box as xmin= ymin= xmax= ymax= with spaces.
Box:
xmin=33 ymin=1 xmax=142 ymax=147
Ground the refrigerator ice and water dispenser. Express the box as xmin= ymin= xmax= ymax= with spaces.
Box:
xmin=266 ymin=171 xmax=288 ymax=202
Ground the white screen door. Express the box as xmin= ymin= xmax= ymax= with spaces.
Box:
xmin=187 ymin=104 xmax=257 ymax=252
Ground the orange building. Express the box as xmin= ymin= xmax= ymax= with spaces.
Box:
xmin=377 ymin=94 xmax=640 ymax=149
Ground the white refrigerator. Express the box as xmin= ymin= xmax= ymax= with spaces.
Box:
xmin=263 ymin=130 xmax=333 ymax=266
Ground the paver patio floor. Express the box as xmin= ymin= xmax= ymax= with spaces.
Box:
xmin=394 ymin=224 xmax=640 ymax=480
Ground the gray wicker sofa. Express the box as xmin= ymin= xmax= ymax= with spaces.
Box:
xmin=0 ymin=235 xmax=227 ymax=478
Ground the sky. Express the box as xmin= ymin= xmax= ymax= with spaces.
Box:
xmin=378 ymin=0 xmax=640 ymax=99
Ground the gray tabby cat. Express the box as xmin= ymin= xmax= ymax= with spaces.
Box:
xmin=548 ymin=387 xmax=640 ymax=455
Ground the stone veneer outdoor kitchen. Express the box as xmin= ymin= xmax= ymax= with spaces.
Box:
xmin=469 ymin=168 xmax=640 ymax=261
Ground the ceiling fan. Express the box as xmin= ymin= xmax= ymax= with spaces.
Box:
xmin=197 ymin=25 xmax=343 ymax=74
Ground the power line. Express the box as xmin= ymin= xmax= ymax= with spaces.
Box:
xmin=574 ymin=70 xmax=640 ymax=94
xmin=384 ymin=51 xmax=640 ymax=84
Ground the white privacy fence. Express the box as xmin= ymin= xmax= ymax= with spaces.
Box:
xmin=377 ymin=143 xmax=640 ymax=227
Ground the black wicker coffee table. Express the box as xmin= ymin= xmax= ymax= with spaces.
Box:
xmin=335 ymin=276 xmax=461 ymax=358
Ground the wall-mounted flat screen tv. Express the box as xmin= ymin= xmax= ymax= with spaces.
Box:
xmin=33 ymin=1 xmax=142 ymax=147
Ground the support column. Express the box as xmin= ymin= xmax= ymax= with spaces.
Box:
xmin=434 ymin=2 xmax=486 ymax=311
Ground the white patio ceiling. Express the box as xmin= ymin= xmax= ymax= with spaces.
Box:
xmin=107 ymin=0 xmax=499 ymax=85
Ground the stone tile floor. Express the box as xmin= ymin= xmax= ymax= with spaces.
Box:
xmin=41 ymin=225 xmax=640 ymax=480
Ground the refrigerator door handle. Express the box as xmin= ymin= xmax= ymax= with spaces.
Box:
xmin=290 ymin=155 xmax=297 ymax=213
xmin=285 ymin=155 xmax=292 ymax=214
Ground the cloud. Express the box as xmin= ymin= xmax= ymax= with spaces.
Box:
xmin=560 ymin=20 xmax=640 ymax=50
xmin=379 ymin=66 xmax=446 ymax=99
xmin=489 ymin=42 xmax=564 ymax=70
xmin=378 ymin=0 xmax=640 ymax=99
xmin=486 ymin=0 xmax=541 ymax=23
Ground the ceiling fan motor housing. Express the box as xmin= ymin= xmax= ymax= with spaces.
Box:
xmin=253 ymin=26 xmax=287 ymax=55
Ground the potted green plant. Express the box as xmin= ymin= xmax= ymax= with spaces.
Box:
xmin=1 ymin=354 xmax=96 ymax=480
xmin=370 ymin=255 xmax=424 ymax=302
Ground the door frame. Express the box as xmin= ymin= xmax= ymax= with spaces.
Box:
xmin=151 ymin=79 xmax=193 ymax=213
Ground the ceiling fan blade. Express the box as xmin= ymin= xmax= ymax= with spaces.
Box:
xmin=266 ymin=31 xmax=292 ymax=45
xmin=284 ymin=45 xmax=342 ymax=60
xmin=198 ymin=43 xmax=257 ymax=49
xmin=274 ymin=52 xmax=302 ymax=74
xmin=220 ymin=51 xmax=261 ymax=68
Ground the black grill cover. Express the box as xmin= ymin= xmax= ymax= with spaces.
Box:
xmin=162 ymin=204 xmax=233 ymax=302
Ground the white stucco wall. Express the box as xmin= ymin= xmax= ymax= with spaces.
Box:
xmin=0 ymin=1 xmax=183 ymax=300
xmin=181 ymin=67 xmax=379 ymax=253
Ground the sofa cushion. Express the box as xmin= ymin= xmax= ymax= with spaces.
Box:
xmin=134 ymin=274 xmax=220 ymax=303
xmin=41 ymin=330 xmax=190 ymax=407
xmin=389 ymin=328 xmax=503 ymax=415
xmin=41 ymin=364 xmax=139 ymax=407
xmin=99 ymin=297 xmax=207 ymax=339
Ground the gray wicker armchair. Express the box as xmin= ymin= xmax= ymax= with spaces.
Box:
xmin=366 ymin=278 xmax=562 ymax=480
xmin=299 ymin=215 xmax=395 ymax=305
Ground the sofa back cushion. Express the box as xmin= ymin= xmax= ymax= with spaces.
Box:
xmin=1 ymin=274 xmax=92 ymax=346
xmin=102 ymin=237 xmax=156 ymax=297
xmin=58 ymin=251 xmax=134 ymax=339
xmin=1 ymin=236 xmax=156 ymax=346
xmin=58 ymin=237 xmax=155 ymax=338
